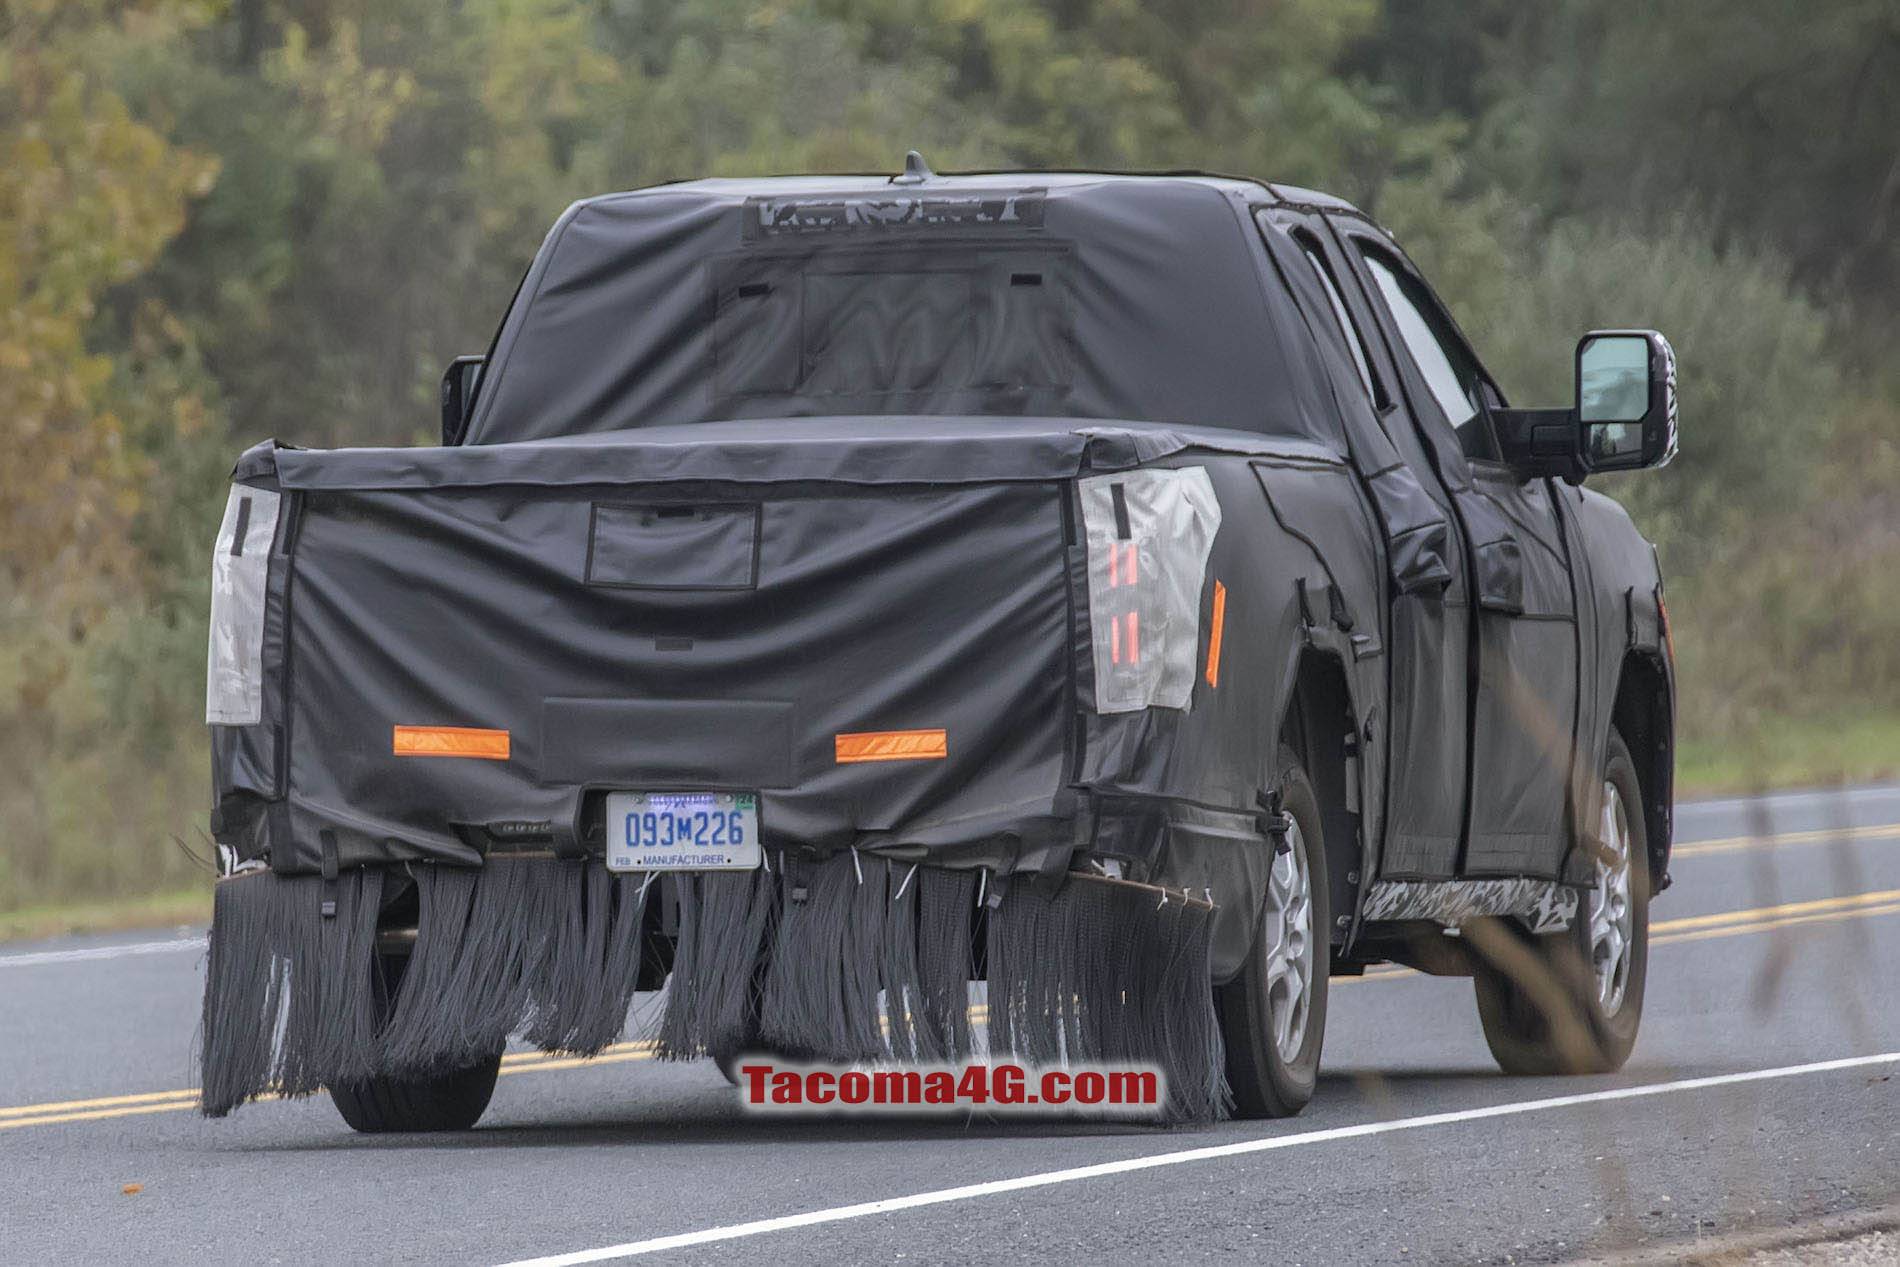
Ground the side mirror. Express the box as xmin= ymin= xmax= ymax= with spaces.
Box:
xmin=1576 ymin=330 xmax=1677 ymax=473
xmin=440 ymin=355 xmax=485 ymax=445
xmin=1493 ymin=329 xmax=1678 ymax=481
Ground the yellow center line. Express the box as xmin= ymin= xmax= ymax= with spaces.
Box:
xmin=1650 ymin=886 xmax=1900 ymax=933
xmin=0 ymin=1099 xmax=206 ymax=1132
xmin=499 ymin=1047 xmax=655 ymax=1077
xmin=1652 ymin=899 xmax=1900 ymax=946
xmin=500 ymin=1040 xmax=652 ymax=1069
xmin=1674 ymin=821 xmax=1900 ymax=859
xmin=5 ymin=893 xmax=1897 ymax=1131
xmin=0 ymin=1088 xmax=199 ymax=1119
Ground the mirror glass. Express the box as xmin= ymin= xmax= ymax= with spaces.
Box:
xmin=1579 ymin=335 xmax=1649 ymax=423
xmin=1585 ymin=418 xmax=1646 ymax=465
xmin=455 ymin=358 xmax=484 ymax=408
xmin=1579 ymin=334 xmax=1649 ymax=467
xmin=440 ymin=356 xmax=485 ymax=444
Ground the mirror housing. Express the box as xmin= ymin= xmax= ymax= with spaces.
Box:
xmin=1576 ymin=329 xmax=1677 ymax=473
xmin=440 ymin=355 xmax=485 ymax=445
xmin=1493 ymin=329 xmax=1677 ymax=481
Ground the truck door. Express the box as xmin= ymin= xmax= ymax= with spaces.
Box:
xmin=1461 ymin=422 xmax=1582 ymax=879
xmin=1266 ymin=211 xmax=1473 ymax=882
xmin=1330 ymin=225 xmax=1581 ymax=881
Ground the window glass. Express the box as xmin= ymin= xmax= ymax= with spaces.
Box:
xmin=1360 ymin=249 xmax=1497 ymax=461
xmin=1295 ymin=237 xmax=1383 ymax=409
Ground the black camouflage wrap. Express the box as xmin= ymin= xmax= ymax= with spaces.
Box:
xmin=200 ymin=174 xmax=1672 ymax=1122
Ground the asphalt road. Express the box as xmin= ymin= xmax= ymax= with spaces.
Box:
xmin=4 ymin=784 xmax=1898 ymax=1266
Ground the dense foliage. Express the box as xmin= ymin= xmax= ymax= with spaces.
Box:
xmin=4 ymin=0 xmax=1897 ymax=909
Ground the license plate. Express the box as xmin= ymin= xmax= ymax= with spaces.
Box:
xmin=604 ymin=791 xmax=761 ymax=871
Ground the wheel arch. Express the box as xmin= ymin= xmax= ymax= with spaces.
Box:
xmin=1280 ymin=647 xmax=1363 ymax=946
xmin=1609 ymin=649 xmax=1674 ymax=885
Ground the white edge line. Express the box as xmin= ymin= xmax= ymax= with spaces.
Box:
xmin=497 ymin=1051 xmax=1900 ymax=1267
xmin=0 ymin=939 xmax=202 ymax=969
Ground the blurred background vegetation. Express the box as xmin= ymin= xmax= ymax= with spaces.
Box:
xmin=3 ymin=0 xmax=1898 ymax=920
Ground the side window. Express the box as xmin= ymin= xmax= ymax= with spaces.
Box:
xmin=1293 ymin=232 xmax=1387 ymax=411
xmin=1358 ymin=248 xmax=1499 ymax=462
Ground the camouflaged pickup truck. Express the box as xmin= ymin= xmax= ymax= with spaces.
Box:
xmin=201 ymin=156 xmax=1679 ymax=1130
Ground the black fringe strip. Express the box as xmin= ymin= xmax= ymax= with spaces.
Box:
xmin=651 ymin=855 xmax=1221 ymax=1122
xmin=653 ymin=855 xmax=979 ymax=1066
xmin=200 ymin=858 xmax=650 ymax=1116
xmin=200 ymin=854 xmax=1225 ymax=1125
xmin=531 ymin=865 xmax=650 ymax=1055
xmin=200 ymin=874 xmax=283 ymax=1117
xmin=879 ymin=862 xmax=924 ymax=1062
xmin=380 ymin=864 xmax=479 ymax=1072
xmin=199 ymin=869 xmax=383 ymax=1117
xmin=986 ymin=876 xmax=1228 ymax=1124
xmin=914 ymin=867 xmax=976 ymax=1061
xmin=383 ymin=855 xmax=551 ymax=1070
xmin=657 ymin=869 xmax=775 ymax=1059
xmin=383 ymin=857 xmax=654 ymax=1074
xmin=759 ymin=853 xmax=887 ymax=1059
xmin=280 ymin=868 xmax=385 ymax=1096
xmin=985 ymin=874 xmax=1067 ymax=1066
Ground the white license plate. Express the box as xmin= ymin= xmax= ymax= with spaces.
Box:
xmin=604 ymin=791 xmax=761 ymax=871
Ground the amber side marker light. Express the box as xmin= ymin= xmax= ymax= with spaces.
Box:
xmin=1205 ymin=579 xmax=1228 ymax=689
xmin=393 ymin=725 xmax=511 ymax=760
xmin=835 ymin=729 xmax=948 ymax=764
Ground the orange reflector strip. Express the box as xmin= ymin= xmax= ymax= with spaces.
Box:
xmin=835 ymin=729 xmax=948 ymax=764
xmin=1205 ymin=580 xmax=1228 ymax=689
xmin=393 ymin=725 xmax=511 ymax=760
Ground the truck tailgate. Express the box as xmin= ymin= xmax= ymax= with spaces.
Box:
xmin=213 ymin=427 xmax=1106 ymax=875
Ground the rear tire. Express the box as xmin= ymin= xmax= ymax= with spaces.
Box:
xmin=328 ymin=949 xmax=502 ymax=1133
xmin=1473 ymin=728 xmax=1650 ymax=1075
xmin=330 ymin=1056 xmax=501 ymax=1134
xmin=1219 ymin=745 xmax=1330 ymax=1118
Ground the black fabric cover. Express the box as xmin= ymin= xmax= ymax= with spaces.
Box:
xmin=276 ymin=462 xmax=1067 ymax=872
xmin=465 ymin=180 xmax=1337 ymax=448
xmin=203 ymin=173 xmax=1673 ymax=946
xmin=195 ymin=173 xmax=1682 ymax=1132
xmin=264 ymin=417 xmax=1309 ymax=490
xmin=223 ymin=415 xmax=1346 ymax=878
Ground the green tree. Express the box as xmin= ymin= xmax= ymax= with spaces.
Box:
xmin=0 ymin=0 xmax=219 ymax=613
xmin=1477 ymin=0 xmax=1900 ymax=331
xmin=0 ymin=0 xmax=225 ymax=909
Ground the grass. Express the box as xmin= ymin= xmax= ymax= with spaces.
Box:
xmin=0 ymin=888 xmax=210 ymax=944
xmin=3 ymin=716 xmax=1897 ymax=944
xmin=1676 ymin=712 xmax=1900 ymax=797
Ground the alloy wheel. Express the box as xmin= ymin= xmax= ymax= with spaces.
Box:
xmin=1263 ymin=818 xmax=1315 ymax=1062
xmin=1589 ymin=781 xmax=1636 ymax=1013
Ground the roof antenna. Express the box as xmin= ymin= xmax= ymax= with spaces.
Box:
xmin=892 ymin=150 xmax=933 ymax=186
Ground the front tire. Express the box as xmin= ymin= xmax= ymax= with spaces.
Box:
xmin=1473 ymin=728 xmax=1650 ymax=1075
xmin=1219 ymin=745 xmax=1330 ymax=1118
